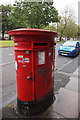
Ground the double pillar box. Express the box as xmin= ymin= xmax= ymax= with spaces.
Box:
xmin=9 ymin=28 xmax=57 ymax=115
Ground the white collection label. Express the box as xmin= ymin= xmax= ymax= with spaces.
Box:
xmin=23 ymin=58 xmax=29 ymax=63
xmin=23 ymin=58 xmax=29 ymax=61
xmin=18 ymin=55 xmax=23 ymax=58
xmin=25 ymin=61 xmax=29 ymax=63
xmin=17 ymin=55 xmax=29 ymax=63
xmin=18 ymin=60 xmax=23 ymax=63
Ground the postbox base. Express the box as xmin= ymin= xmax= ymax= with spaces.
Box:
xmin=17 ymin=90 xmax=55 ymax=116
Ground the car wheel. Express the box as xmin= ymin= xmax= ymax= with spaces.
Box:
xmin=77 ymin=51 xmax=79 ymax=55
xmin=58 ymin=52 xmax=60 ymax=55
xmin=73 ymin=52 xmax=76 ymax=58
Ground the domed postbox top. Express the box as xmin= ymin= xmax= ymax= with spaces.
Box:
xmin=9 ymin=28 xmax=57 ymax=38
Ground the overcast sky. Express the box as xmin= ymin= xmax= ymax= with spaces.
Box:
xmin=0 ymin=0 xmax=79 ymax=23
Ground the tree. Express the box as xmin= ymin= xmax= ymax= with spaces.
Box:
xmin=78 ymin=26 xmax=80 ymax=39
xmin=0 ymin=5 xmax=12 ymax=40
xmin=10 ymin=1 xmax=59 ymax=29
xmin=57 ymin=10 xmax=72 ymax=41
xmin=58 ymin=14 xmax=78 ymax=40
xmin=44 ymin=23 xmax=57 ymax=32
xmin=63 ymin=19 xmax=78 ymax=39
xmin=57 ymin=6 xmax=79 ymax=41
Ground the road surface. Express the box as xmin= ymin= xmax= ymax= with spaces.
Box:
xmin=0 ymin=44 xmax=80 ymax=107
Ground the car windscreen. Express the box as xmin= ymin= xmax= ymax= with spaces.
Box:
xmin=63 ymin=41 xmax=76 ymax=47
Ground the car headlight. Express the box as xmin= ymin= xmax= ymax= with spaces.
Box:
xmin=70 ymin=48 xmax=75 ymax=51
xmin=60 ymin=46 xmax=62 ymax=49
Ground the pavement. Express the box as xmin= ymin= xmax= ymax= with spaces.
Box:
xmin=1 ymin=65 xmax=80 ymax=119
xmin=1 ymin=45 xmax=80 ymax=119
xmin=1 ymin=45 xmax=79 ymax=109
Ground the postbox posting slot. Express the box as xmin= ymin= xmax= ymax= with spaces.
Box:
xmin=33 ymin=42 xmax=49 ymax=48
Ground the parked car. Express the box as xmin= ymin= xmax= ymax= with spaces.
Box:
xmin=58 ymin=41 xmax=80 ymax=57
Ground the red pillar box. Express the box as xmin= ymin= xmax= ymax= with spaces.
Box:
xmin=9 ymin=28 xmax=57 ymax=115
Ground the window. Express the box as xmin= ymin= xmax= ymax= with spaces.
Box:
xmin=76 ymin=42 xmax=79 ymax=47
xmin=38 ymin=52 xmax=45 ymax=65
xmin=63 ymin=41 xmax=76 ymax=47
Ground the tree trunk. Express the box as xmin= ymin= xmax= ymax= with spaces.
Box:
xmin=9 ymin=35 xmax=11 ymax=40
xmin=2 ymin=31 xmax=5 ymax=40
xmin=60 ymin=30 xmax=63 ymax=41
xmin=60 ymin=37 xmax=62 ymax=41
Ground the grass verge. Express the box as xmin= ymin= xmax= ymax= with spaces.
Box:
xmin=56 ymin=40 xmax=80 ymax=44
xmin=56 ymin=40 xmax=65 ymax=44
xmin=0 ymin=40 xmax=14 ymax=47
xmin=0 ymin=40 xmax=80 ymax=47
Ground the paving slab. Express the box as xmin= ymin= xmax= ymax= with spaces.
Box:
xmin=42 ymin=112 xmax=66 ymax=118
xmin=65 ymin=66 xmax=80 ymax=92
xmin=53 ymin=88 xmax=79 ymax=119
xmin=40 ymin=105 xmax=67 ymax=119
xmin=65 ymin=76 xmax=78 ymax=92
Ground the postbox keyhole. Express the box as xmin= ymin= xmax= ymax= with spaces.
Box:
xmin=27 ymin=72 xmax=32 ymax=80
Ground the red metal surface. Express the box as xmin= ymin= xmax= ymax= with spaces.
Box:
xmin=34 ymin=47 xmax=54 ymax=100
xmin=9 ymin=28 xmax=57 ymax=102
xmin=15 ymin=51 xmax=35 ymax=101
xmin=9 ymin=28 xmax=57 ymax=37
